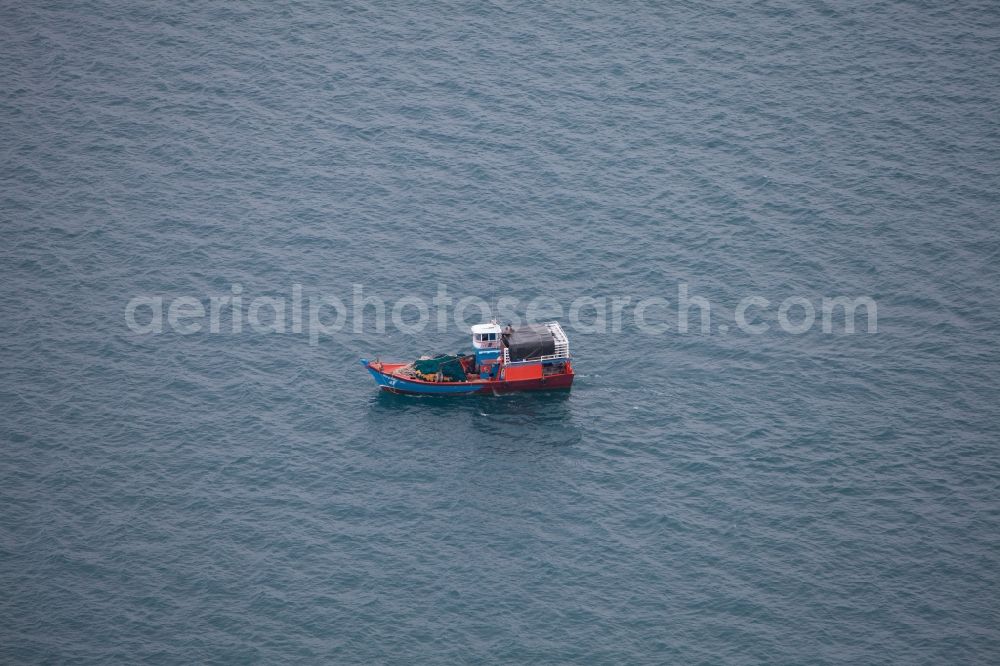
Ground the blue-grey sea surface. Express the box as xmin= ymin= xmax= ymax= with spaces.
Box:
xmin=2 ymin=0 xmax=999 ymax=663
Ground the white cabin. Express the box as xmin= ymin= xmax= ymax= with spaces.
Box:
xmin=470 ymin=322 xmax=502 ymax=350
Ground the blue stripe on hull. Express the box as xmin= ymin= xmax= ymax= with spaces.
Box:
xmin=360 ymin=359 xmax=484 ymax=395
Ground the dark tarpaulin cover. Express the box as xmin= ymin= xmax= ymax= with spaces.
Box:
xmin=506 ymin=326 xmax=555 ymax=361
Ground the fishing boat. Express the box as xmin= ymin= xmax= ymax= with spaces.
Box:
xmin=360 ymin=321 xmax=574 ymax=395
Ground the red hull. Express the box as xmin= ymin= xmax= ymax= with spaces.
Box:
xmin=476 ymin=372 xmax=574 ymax=394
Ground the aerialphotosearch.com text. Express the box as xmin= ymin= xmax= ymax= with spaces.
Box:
xmin=124 ymin=283 xmax=877 ymax=345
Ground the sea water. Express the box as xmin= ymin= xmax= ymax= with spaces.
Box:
xmin=2 ymin=1 xmax=999 ymax=662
